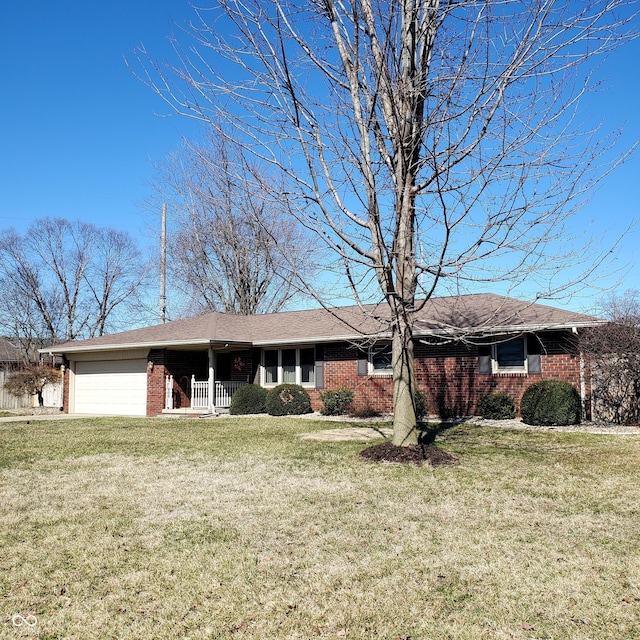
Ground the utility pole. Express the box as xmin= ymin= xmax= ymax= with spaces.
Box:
xmin=160 ymin=203 xmax=167 ymax=323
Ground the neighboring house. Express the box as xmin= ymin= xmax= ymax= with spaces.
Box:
xmin=0 ymin=337 xmax=23 ymax=370
xmin=46 ymin=293 xmax=601 ymax=418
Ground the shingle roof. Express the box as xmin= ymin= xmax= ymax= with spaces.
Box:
xmin=0 ymin=337 xmax=22 ymax=363
xmin=48 ymin=293 xmax=600 ymax=354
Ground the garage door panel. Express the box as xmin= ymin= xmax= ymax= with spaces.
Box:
xmin=74 ymin=359 xmax=147 ymax=416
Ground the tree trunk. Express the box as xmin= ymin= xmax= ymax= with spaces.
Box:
xmin=391 ymin=313 xmax=418 ymax=446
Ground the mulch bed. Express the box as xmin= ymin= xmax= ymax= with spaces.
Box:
xmin=359 ymin=442 xmax=458 ymax=466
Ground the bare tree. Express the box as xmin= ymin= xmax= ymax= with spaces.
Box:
xmin=0 ymin=218 xmax=152 ymax=352
xmin=151 ymin=133 xmax=315 ymax=316
xmin=132 ymin=0 xmax=637 ymax=445
xmin=581 ymin=291 xmax=640 ymax=424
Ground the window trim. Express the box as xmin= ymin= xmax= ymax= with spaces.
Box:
xmin=491 ymin=337 xmax=528 ymax=374
xmin=368 ymin=343 xmax=393 ymax=375
xmin=261 ymin=346 xmax=316 ymax=387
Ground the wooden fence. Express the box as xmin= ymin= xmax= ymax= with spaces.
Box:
xmin=0 ymin=370 xmax=63 ymax=410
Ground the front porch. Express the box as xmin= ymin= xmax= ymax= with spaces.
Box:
xmin=146 ymin=344 xmax=257 ymax=417
xmin=163 ymin=374 xmax=248 ymax=414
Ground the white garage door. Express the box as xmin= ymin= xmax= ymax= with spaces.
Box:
xmin=74 ymin=359 xmax=147 ymax=416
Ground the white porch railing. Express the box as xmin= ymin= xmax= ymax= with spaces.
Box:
xmin=214 ymin=381 xmax=247 ymax=408
xmin=164 ymin=375 xmax=247 ymax=410
xmin=165 ymin=375 xmax=174 ymax=410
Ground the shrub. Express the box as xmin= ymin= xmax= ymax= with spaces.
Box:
xmin=479 ymin=392 xmax=515 ymax=420
xmin=320 ymin=387 xmax=354 ymax=415
xmin=229 ymin=384 xmax=267 ymax=415
xmin=349 ymin=405 xmax=381 ymax=419
xmin=520 ymin=380 xmax=581 ymax=426
xmin=3 ymin=364 xmax=60 ymax=407
xmin=414 ymin=389 xmax=428 ymax=420
xmin=266 ymin=384 xmax=312 ymax=416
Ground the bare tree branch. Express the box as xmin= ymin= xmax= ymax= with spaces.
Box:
xmin=149 ymin=132 xmax=317 ymax=316
xmin=130 ymin=0 xmax=638 ymax=444
xmin=0 ymin=218 xmax=152 ymax=350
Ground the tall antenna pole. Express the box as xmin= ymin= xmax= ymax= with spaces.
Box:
xmin=160 ymin=203 xmax=167 ymax=324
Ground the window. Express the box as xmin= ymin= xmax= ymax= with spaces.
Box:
xmin=282 ymin=348 xmax=296 ymax=383
xmin=370 ymin=344 xmax=392 ymax=374
xmin=495 ymin=338 xmax=525 ymax=370
xmin=300 ymin=347 xmax=315 ymax=385
xmin=262 ymin=347 xmax=316 ymax=386
xmin=478 ymin=337 xmax=531 ymax=374
xmin=264 ymin=350 xmax=278 ymax=384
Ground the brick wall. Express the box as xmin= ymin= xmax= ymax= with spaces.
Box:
xmin=146 ymin=349 xmax=167 ymax=416
xmin=62 ymin=364 xmax=70 ymax=413
xmin=310 ymin=335 xmax=586 ymax=417
xmin=307 ymin=343 xmax=394 ymax=414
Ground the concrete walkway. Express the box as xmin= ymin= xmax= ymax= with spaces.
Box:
xmin=0 ymin=413 xmax=107 ymax=423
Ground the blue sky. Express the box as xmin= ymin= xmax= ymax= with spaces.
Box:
xmin=0 ymin=0 xmax=203 ymax=239
xmin=0 ymin=1 xmax=638 ymax=312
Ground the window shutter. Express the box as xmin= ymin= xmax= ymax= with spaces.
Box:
xmin=251 ymin=348 xmax=261 ymax=384
xmin=527 ymin=354 xmax=541 ymax=374
xmin=526 ymin=335 xmax=542 ymax=374
xmin=315 ymin=345 xmax=324 ymax=389
xmin=357 ymin=353 xmax=368 ymax=376
xmin=478 ymin=345 xmax=492 ymax=374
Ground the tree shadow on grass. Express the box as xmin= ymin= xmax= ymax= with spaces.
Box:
xmin=359 ymin=421 xmax=461 ymax=466
xmin=417 ymin=420 xmax=463 ymax=445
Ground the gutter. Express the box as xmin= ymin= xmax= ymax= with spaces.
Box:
xmin=42 ymin=322 xmax=601 ymax=355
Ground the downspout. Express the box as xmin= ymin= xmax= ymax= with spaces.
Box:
xmin=580 ymin=350 xmax=587 ymax=420
xmin=574 ymin=326 xmax=588 ymax=421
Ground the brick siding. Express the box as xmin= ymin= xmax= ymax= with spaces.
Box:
xmin=65 ymin=331 xmax=588 ymax=418
xmin=307 ymin=335 xmax=587 ymax=417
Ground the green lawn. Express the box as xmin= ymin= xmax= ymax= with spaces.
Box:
xmin=1 ymin=416 xmax=639 ymax=639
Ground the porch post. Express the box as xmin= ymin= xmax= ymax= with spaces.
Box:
xmin=208 ymin=344 xmax=215 ymax=414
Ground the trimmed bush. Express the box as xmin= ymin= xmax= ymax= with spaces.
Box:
xmin=414 ymin=389 xmax=428 ymax=421
xmin=320 ymin=387 xmax=354 ymax=416
xmin=229 ymin=384 xmax=267 ymax=415
xmin=266 ymin=384 xmax=312 ymax=416
xmin=479 ymin=392 xmax=516 ymax=420
xmin=349 ymin=405 xmax=381 ymax=419
xmin=520 ymin=380 xmax=581 ymax=426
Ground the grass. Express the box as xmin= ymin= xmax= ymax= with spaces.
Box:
xmin=1 ymin=416 xmax=639 ymax=639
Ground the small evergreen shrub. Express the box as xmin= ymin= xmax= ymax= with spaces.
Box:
xmin=479 ymin=392 xmax=516 ymax=420
xmin=320 ymin=387 xmax=354 ymax=416
xmin=229 ymin=384 xmax=267 ymax=415
xmin=520 ymin=380 xmax=581 ymax=426
xmin=414 ymin=389 xmax=428 ymax=421
xmin=266 ymin=384 xmax=312 ymax=416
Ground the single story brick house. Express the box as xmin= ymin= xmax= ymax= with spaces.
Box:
xmin=46 ymin=293 xmax=600 ymax=418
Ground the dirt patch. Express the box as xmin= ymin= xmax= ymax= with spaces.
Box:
xmin=359 ymin=442 xmax=458 ymax=467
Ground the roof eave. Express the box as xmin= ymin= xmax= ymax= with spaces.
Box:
xmin=414 ymin=320 xmax=603 ymax=339
xmin=41 ymin=338 xmax=251 ymax=355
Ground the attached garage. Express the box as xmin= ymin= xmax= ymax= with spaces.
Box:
xmin=71 ymin=355 xmax=148 ymax=416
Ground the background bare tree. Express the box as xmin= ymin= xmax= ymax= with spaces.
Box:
xmin=133 ymin=0 xmax=637 ymax=445
xmin=151 ymin=133 xmax=316 ymax=316
xmin=581 ymin=291 xmax=640 ymax=424
xmin=0 ymin=218 xmax=152 ymax=354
